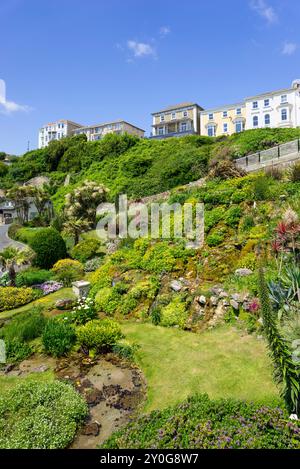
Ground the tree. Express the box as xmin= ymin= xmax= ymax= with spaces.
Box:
xmin=63 ymin=217 xmax=90 ymax=245
xmin=64 ymin=181 xmax=108 ymax=228
xmin=0 ymin=162 xmax=8 ymax=177
xmin=6 ymin=185 xmax=35 ymax=224
xmin=258 ymin=266 xmax=300 ymax=414
xmin=31 ymin=185 xmax=53 ymax=223
xmin=30 ymin=227 xmax=67 ymax=269
xmin=0 ymin=247 xmax=34 ymax=286
xmin=0 ymin=152 xmax=6 ymax=161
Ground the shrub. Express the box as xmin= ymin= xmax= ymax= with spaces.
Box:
xmin=0 ymin=308 xmax=47 ymax=343
xmin=51 ymin=259 xmax=84 ymax=286
xmin=16 ymin=268 xmax=52 ymax=287
xmin=253 ymin=175 xmax=270 ymax=200
xmin=237 ymin=252 xmax=257 ymax=270
xmin=289 ymin=162 xmax=300 ymax=182
xmin=4 ymin=339 xmax=33 ymax=363
xmin=224 ymin=206 xmax=242 ymax=228
xmin=77 ymin=318 xmax=123 ymax=352
xmin=206 ymin=231 xmax=225 ymax=247
xmin=70 ymin=239 xmax=100 ymax=262
xmin=0 ymin=287 xmax=39 ymax=312
xmin=112 ymin=340 xmax=139 ymax=360
xmin=102 ymin=393 xmax=300 ymax=449
xmin=240 ymin=214 xmax=255 ymax=232
xmin=84 ymin=256 xmax=103 ymax=272
xmin=0 ymin=381 xmax=87 ymax=449
xmin=70 ymin=297 xmax=97 ymax=325
xmin=160 ymin=297 xmax=188 ymax=329
xmin=30 ymin=227 xmax=67 ymax=269
xmin=95 ymin=287 xmax=121 ymax=315
xmin=42 ymin=320 xmax=76 ymax=357
xmin=151 ymin=307 xmax=161 ymax=325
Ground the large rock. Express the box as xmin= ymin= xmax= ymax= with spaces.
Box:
xmin=235 ymin=268 xmax=253 ymax=277
xmin=55 ymin=298 xmax=74 ymax=310
xmin=210 ymin=296 xmax=218 ymax=307
xmin=230 ymin=299 xmax=239 ymax=310
xmin=82 ymin=421 xmax=101 ymax=436
xmin=197 ymin=295 xmax=206 ymax=305
xmin=170 ymin=280 xmax=182 ymax=292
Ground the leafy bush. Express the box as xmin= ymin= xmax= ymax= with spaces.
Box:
xmin=160 ymin=297 xmax=188 ymax=329
xmin=0 ymin=287 xmax=40 ymax=312
xmin=16 ymin=268 xmax=52 ymax=287
xmin=51 ymin=258 xmax=84 ymax=286
xmin=42 ymin=320 xmax=76 ymax=357
xmin=0 ymin=381 xmax=87 ymax=449
xmin=77 ymin=318 xmax=123 ymax=352
xmin=70 ymin=239 xmax=100 ymax=262
xmin=30 ymin=227 xmax=67 ymax=269
xmin=95 ymin=287 xmax=122 ymax=315
xmin=253 ymin=176 xmax=271 ymax=201
xmin=206 ymin=231 xmax=226 ymax=247
xmin=102 ymin=393 xmax=300 ymax=449
xmin=112 ymin=340 xmax=139 ymax=360
xmin=289 ymin=162 xmax=300 ymax=182
xmin=224 ymin=206 xmax=242 ymax=228
xmin=84 ymin=256 xmax=103 ymax=272
xmin=70 ymin=297 xmax=97 ymax=325
xmin=0 ymin=308 xmax=47 ymax=342
xmin=4 ymin=339 xmax=33 ymax=364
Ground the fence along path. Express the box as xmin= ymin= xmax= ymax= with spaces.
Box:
xmin=235 ymin=138 xmax=300 ymax=172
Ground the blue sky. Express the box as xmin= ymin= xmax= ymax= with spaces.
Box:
xmin=0 ymin=0 xmax=300 ymax=155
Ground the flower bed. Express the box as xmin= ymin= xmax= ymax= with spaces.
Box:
xmin=34 ymin=281 xmax=63 ymax=296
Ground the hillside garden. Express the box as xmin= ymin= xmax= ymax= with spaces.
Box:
xmin=0 ymin=129 xmax=300 ymax=449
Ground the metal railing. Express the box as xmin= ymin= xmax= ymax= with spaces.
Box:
xmin=235 ymin=138 xmax=300 ymax=170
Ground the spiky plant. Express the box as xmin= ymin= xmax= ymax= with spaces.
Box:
xmin=258 ymin=266 xmax=300 ymax=414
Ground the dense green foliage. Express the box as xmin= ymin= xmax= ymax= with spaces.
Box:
xmin=0 ymin=308 xmax=47 ymax=343
xmin=77 ymin=318 xmax=123 ymax=351
xmin=16 ymin=268 xmax=53 ymax=287
xmin=0 ymin=287 xmax=39 ymax=311
xmin=70 ymin=238 xmax=100 ymax=262
xmin=42 ymin=319 xmax=76 ymax=357
xmin=29 ymin=227 xmax=67 ymax=269
xmin=0 ymin=381 xmax=87 ymax=448
xmin=51 ymin=258 xmax=84 ymax=286
xmin=103 ymin=393 xmax=300 ymax=449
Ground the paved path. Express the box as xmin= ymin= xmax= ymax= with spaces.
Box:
xmin=0 ymin=224 xmax=26 ymax=251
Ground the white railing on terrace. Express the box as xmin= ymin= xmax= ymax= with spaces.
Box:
xmin=235 ymin=138 xmax=300 ymax=170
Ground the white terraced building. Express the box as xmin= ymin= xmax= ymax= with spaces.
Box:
xmin=245 ymin=79 xmax=300 ymax=131
xmin=38 ymin=120 xmax=83 ymax=148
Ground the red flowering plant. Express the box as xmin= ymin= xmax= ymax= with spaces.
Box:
xmin=272 ymin=209 xmax=300 ymax=275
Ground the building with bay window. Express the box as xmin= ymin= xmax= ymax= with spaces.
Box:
xmin=150 ymin=102 xmax=203 ymax=138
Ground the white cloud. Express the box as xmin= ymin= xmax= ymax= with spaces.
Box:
xmin=250 ymin=0 xmax=278 ymax=24
xmin=159 ymin=26 xmax=171 ymax=37
xmin=127 ymin=40 xmax=156 ymax=58
xmin=0 ymin=79 xmax=31 ymax=114
xmin=282 ymin=41 xmax=298 ymax=56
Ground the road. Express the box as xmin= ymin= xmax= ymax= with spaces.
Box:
xmin=0 ymin=224 xmax=26 ymax=251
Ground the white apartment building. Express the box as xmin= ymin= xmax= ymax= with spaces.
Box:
xmin=38 ymin=120 xmax=83 ymax=149
xmin=245 ymin=79 xmax=300 ymax=131
xmin=73 ymin=120 xmax=145 ymax=141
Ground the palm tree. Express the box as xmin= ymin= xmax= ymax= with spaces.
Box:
xmin=0 ymin=247 xmax=34 ymax=286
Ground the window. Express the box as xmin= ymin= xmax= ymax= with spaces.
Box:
xmin=180 ymin=122 xmax=187 ymax=132
xmin=208 ymin=113 xmax=214 ymax=120
xmin=281 ymin=95 xmax=287 ymax=104
xmin=236 ymin=108 xmax=242 ymax=115
xmin=253 ymin=116 xmax=258 ymax=127
xmin=207 ymin=125 xmax=216 ymax=137
xmin=158 ymin=127 xmax=164 ymax=135
xmin=223 ymin=111 xmax=228 ymax=118
xmin=281 ymin=109 xmax=288 ymax=121
xmin=265 ymin=114 xmax=270 ymax=125
xmin=183 ymin=110 xmax=188 ymax=117
xmin=264 ymin=99 xmax=270 ymax=107
xmin=235 ymin=120 xmax=243 ymax=133
xmin=61 ymin=123 xmax=64 ymax=128
xmin=223 ymin=123 xmax=228 ymax=133
xmin=57 ymin=133 xmax=60 ymax=139
xmin=171 ymin=112 xmax=176 ymax=119
xmin=252 ymin=101 xmax=258 ymax=109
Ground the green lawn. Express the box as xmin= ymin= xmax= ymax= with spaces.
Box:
xmin=122 ymin=323 xmax=279 ymax=411
xmin=0 ymin=288 xmax=76 ymax=319
xmin=0 ymin=370 xmax=54 ymax=394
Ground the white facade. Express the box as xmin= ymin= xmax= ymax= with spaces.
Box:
xmin=245 ymin=80 xmax=300 ymax=131
xmin=73 ymin=120 xmax=145 ymax=141
xmin=38 ymin=120 xmax=83 ymax=149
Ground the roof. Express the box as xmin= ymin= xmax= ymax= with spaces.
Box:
xmin=75 ymin=120 xmax=145 ymax=133
xmin=200 ymin=102 xmax=245 ymax=114
xmin=152 ymin=102 xmax=202 ymax=115
xmin=245 ymin=87 xmax=294 ymax=101
xmin=41 ymin=119 xmax=83 ymax=129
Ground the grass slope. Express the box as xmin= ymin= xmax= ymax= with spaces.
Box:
xmin=122 ymin=323 xmax=279 ymax=411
